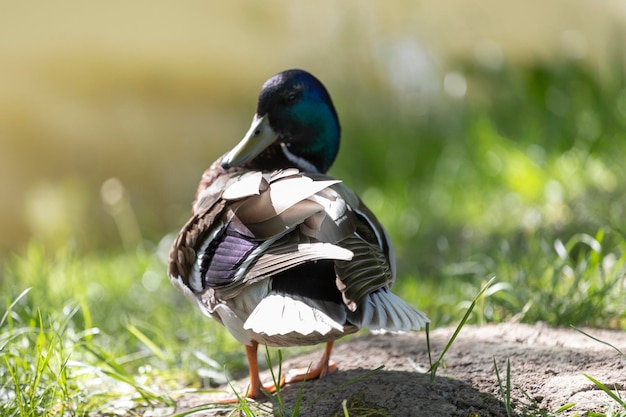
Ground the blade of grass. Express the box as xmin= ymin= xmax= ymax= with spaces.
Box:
xmin=341 ymin=399 xmax=350 ymax=417
xmin=583 ymin=374 xmax=626 ymax=409
xmin=517 ymin=385 xmax=575 ymax=416
xmin=169 ymin=403 xmax=236 ymax=417
xmin=127 ymin=323 xmax=169 ymax=362
xmin=425 ymin=322 xmax=433 ymax=373
xmin=551 ymin=402 xmax=576 ymax=414
xmin=291 ymin=371 xmax=309 ymax=417
xmin=265 ymin=347 xmax=286 ymax=411
xmin=82 ymin=343 xmax=173 ymax=407
xmin=1 ymin=287 xmax=32 ymax=328
xmin=429 ymin=275 xmax=496 ymax=381
xmin=571 ymin=326 xmax=626 ymax=357
xmin=494 ymin=357 xmax=513 ymax=417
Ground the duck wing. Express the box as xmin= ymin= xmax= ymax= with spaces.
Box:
xmin=169 ymin=167 xmax=428 ymax=335
xmin=169 ymin=169 xmax=354 ymax=296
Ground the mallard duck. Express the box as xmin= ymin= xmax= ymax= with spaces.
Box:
xmin=168 ymin=69 xmax=429 ymax=400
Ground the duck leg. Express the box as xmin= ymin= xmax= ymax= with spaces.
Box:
xmin=218 ymin=341 xmax=336 ymax=403
xmin=244 ymin=340 xmax=288 ymax=400
xmin=285 ymin=341 xmax=337 ymax=383
xmin=218 ymin=340 xmax=286 ymax=403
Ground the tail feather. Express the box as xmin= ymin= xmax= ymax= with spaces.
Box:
xmin=243 ymin=293 xmax=346 ymax=336
xmin=349 ymin=289 xmax=429 ymax=332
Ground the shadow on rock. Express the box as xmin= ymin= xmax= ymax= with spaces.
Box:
xmin=272 ymin=368 xmax=511 ymax=417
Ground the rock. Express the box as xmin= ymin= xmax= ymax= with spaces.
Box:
xmin=172 ymin=323 xmax=626 ymax=416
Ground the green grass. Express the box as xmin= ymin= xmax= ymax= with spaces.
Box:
xmin=2 ymin=54 xmax=626 ymax=415
xmin=491 ymin=328 xmax=626 ymax=417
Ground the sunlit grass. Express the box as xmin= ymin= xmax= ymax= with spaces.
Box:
xmin=2 ymin=228 xmax=624 ymax=415
xmin=1 ymin=243 xmax=237 ymax=416
xmin=1 ymin=51 xmax=626 ymax=415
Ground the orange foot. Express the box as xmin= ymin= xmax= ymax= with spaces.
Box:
xmin=217 ymin=341 xmax=286 ymax=403
xmin=218 ymin=340 xmax=336 ymax=403
xmin=286 ymin=342 xmax=336 ymax=383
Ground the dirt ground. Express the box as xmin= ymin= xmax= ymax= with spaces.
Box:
xmin=171 ymin=323 xmax=626 ymax=417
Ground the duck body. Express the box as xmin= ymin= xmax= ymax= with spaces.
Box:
xmin=168 ymin=69 xmax=428 ymax=399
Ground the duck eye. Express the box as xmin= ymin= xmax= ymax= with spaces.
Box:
xmin=285 ymin=92 xmax=298 ymax=104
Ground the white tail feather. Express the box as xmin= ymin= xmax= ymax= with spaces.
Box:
xmin=351 ymin=290 xmax=429 ymax=332
xmin=244 ymin=293 xmax=344 ymax=336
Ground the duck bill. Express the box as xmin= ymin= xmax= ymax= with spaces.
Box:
xmin=221 ymin=113 xmax=278 ymax=169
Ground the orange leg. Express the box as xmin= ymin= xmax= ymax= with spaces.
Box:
xmin=218 ymin=340 xmax=286 ymax=403
xmin=217 ymin=341 xmax=336 ymax=403
xmin=285 ymin=341 xmax=337 ymax=383
xmin=244 ymin=340 xmax=287 ymax=399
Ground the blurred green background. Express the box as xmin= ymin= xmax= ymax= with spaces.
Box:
xmin=2 ymin=2 xmax=626 ymax=413
xmin=1 ymin=0 xmax=624 ymax=254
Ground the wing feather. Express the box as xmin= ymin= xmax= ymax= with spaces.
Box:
xmin=169 ymin=167 xmax=429 ymax=338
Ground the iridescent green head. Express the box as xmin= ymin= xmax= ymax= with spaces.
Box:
xmin=221 ymin=69 xmax=341 ymax=174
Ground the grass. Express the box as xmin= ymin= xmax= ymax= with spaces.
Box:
xmin=427 ymin=276 xmax=496 ymax=381
xmin=491 ymin=328 xmax=626 ymax=417
xmin=2 ymin=52 xmax=626 ymax=415
xmin=576 ymin=328 xmax=626 ymax=417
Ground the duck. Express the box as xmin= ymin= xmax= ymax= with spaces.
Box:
xmin=168 ymin=69 xmax=429 ymax=400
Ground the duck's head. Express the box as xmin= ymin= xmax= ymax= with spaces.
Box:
xmin=221 ymin=69 xmax=340 ymax=174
